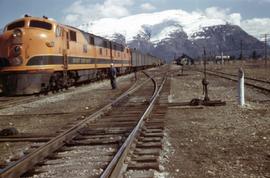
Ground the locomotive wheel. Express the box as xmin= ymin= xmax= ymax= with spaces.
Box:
xmin=96 ymin=71 xmax=102 ymax=81
xmin=49 ymin=73 xmax=60 ymax=93
xmin=40 ymin=83 xmax=49 ymax=95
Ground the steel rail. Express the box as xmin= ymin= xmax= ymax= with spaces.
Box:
xmin=202 ymin=70 xmax=270 ymax=93
xmin=207 ymin=69 xmax=270 ymax=84
xmin=0 ymin=96 xmax=36 ymax=109
xmin=143 ymin=71 xmax=158 ymax=102
xmin=0 ymin=74 xmax=135 ymax=110
xmin=100 ymin=74 xmax=167 ymax=178
xmin=0 ymin=73 xmax=152 ymax=178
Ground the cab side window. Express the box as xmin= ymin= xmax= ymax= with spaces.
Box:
xmin=103 ymin=41 xmax=108 ymax=48
xmin=55 ymin=26 xmax=62 ymax=37
xmin=99 ymin=48 xmax=102 ymax=55
xmin=69 ymin=30 xmax=77 ymax=42
xmin=90 ymin=36 xmax=95 ymax=45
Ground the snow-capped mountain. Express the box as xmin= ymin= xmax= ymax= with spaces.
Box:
xmin=149 ymin=24 xmax=265 ymax=60
xmin=79 ymin=9 xmax=237 ymax=43
xmin=78 ymin=10 xmax=266 ymax=61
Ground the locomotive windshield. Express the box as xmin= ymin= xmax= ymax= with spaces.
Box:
xmin=29 ymin=20 xmax=52 ymax=30
xmin=7 ymin=20 xmax=25 ymax=31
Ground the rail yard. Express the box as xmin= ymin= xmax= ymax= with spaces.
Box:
xmin=0 ymin=61 xmax=269 ymax=178
xmin=0 ymin=10 xmax=269 ymax=178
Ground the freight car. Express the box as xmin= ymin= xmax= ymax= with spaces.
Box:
xmin=0 ymin=16 xmax=162 ymax=95
xmin=131 ymin=49 xmax=162 ymax=68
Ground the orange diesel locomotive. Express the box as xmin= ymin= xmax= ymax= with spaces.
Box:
xmin=0 ymin=16 xmax=161 ymax=95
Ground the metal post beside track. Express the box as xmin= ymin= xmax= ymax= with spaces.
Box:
xmin=238 ymin=68 xmax=245 ymax=106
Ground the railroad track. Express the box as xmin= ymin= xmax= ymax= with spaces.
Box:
xmin=0 ymin=67 xmax=170 ymax=178
xmin=0 ymin=87 xmax=89 ymax=110
xmin=199 ymin=69 xmax=270 ymax=93
xmin=118 ymin=76 xmax=171 ymax=178
xmin=0 ymin=83 xmax=102 ymax=111
xmin=208 ymin=69 xmax=270 ymax=84
xmin=0 ymin=96 xmax=37 ymax=110
xmin=0 ymin=73 xmax=133 ymax=110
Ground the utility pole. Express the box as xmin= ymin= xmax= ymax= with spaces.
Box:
xmin=260 ymin=34 xmax=270 ymax=66
xmin=264 ymin=34 xmax=269 ymax=65
xmin=203 ymin=47 xmax=207 ymax=79
xmin=202 ymin=47 xmax=209 ymax=101
xmin=240 ymin=40 xmax=243 ymax=60
xmin=221 ymin=51 xmax=224 ymax=64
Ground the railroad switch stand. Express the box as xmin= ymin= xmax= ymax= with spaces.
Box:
xmin=189 ymin=75 xmax=226 ymax=107
xmin=188 ymin=47 xmax=225 ymax=107
xmin=181 ymin=65 xmax=184 ymax=75
xmin=202 ymin=78 xmax=210 ymax=102
xmin=177 ymin=64 xmax=188 ymax=76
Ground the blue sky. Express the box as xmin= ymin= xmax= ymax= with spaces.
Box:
xmin=0 ymin=0 xmax=270 ymax=37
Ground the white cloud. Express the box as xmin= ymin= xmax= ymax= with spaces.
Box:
xmin=65 ymin=14 xmax=80 ymax=24
xmin=63 ymin=0 xmax=134 ymax=26
xmin=248 ymin=0 xmax=270 ymax=3
xmin=242 ymin=18 xmax=270 ymax=38
xmin=63 ymin=3 xmax=270 ymax=39
xmin=78 ymin=8 xmax=246 ymax=42
xmin=141 ymin=3 xmax=156 ymax=11
xmin=202 ymin=7 xmax=270 ymax=38
xmin=232 ymin=0 xmax=270 ymax=3
xmin=101 ymin=0 xmax=134 ymax=17
xmin=203 ymin=7 xmax=241 ymax=26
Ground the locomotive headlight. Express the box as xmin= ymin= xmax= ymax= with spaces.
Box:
xmin=9 ymin=56 xmax=23 ymax=66
xmin=12 ymin=29 xmax=22 ymax=38
xmin=13 ymin=45 xmax=21 ymax=56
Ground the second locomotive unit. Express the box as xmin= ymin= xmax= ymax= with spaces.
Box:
xmin=0 ymin=15 xmax=162 ymax=95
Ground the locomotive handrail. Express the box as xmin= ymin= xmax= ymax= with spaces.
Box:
xmin=0 ymin=72 xmax=152 ymax=178
xmin=100 ymin=73 xmax=167 ymax=178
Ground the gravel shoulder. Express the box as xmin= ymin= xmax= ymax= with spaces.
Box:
xmin=203 ymin=60 xmax=270 ymax=81
xmin=0 ymin=73 xmax=135 ymax=163
xmin=164 ymin=64 xmax=270 ymax=178
xmin=1 ymin=64 xmax=269 ymax=178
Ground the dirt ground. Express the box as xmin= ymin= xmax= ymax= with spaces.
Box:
xmin=164 ymin=64 xmax=270 ymax=178
xmin=0 ymin=64 xmax=269 ymax=178
xmin=0 ymin=74 xmax=135 ymax=164
xmin=198 ymin=60 xmax=270 ymax=81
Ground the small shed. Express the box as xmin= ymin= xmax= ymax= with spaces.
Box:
xmin=175 ymin=54 xmax=194 ymax=65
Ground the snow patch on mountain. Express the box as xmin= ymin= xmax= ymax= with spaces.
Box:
xmin=78 ymin=9 xmax=239 ymax=43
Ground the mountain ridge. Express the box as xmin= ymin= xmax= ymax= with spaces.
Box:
xmin=78 ymin=9 xmax=267 ymax=61
xmin=78 ymin=9 xmax=237 ymax=43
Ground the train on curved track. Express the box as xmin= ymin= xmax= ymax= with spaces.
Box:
xmin=0 ymin=15 xmax=163 ymax=95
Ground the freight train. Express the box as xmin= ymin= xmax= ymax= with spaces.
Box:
xmin=0 ymin=16 xmax=162 ymax=95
